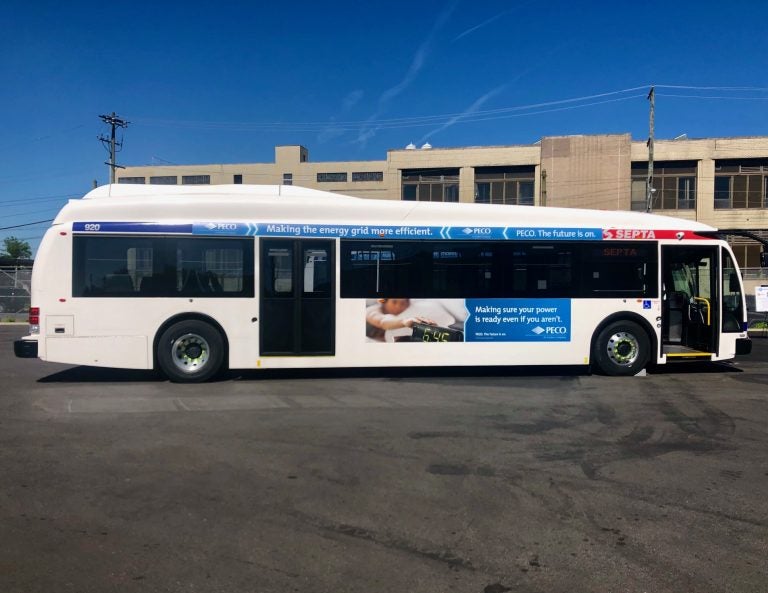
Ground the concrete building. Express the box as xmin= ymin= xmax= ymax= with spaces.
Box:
xmin=118 ymin=134 xmax=768 ymax=271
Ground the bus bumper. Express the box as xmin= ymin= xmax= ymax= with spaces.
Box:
xmin=14 ymin=339 xmax=38 ymax=358
xmin=736 ymin=338 xmax=752 ymax=356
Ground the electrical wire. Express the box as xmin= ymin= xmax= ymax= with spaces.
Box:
xmin=130 ymin=84 xmax=768 ymax=133
xmin=654 ymin=84 xmax=768 ymax=91
xmin=656 ymin=94 xmax=768 ymax=101
xmin=132 ymin=86 xmax=650 ymax=131
xmin=0 ymin=192 xmax=82 ymax=207
xmin=0 ymin=220 xmax=54 ymax=231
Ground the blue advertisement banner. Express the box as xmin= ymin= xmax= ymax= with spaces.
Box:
xmin=74 ymin=222 xmax=603 ymax=242
xmin=464 ymin=299 xmax=571 ymax=342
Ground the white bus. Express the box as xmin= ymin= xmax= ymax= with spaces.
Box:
xmin=14 ymin=184 xmax=751 ymax=381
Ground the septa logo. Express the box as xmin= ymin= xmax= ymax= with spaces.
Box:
xmin=604 ymin=229 xmax=657 ymax=240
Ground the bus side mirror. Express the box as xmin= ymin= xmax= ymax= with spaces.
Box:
xmin=761 ymin=251 xmax=768 ymax=268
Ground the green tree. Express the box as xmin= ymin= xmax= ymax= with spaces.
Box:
xmin=1 ymin=236 xmax=32 ymax=259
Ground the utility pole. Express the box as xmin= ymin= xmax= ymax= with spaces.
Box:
xmin=98 ymin=112 xmax=129 ymax=184
xmin=645 ymin=87 xmax=655 ymax=212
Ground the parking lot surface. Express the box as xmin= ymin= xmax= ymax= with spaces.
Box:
xmin=1 ymin=325 xmax=767 ymax=593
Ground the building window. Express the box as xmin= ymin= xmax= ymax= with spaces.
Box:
xmin=283 ymin=173 xmax=293 ymax=186
xmin=150 ymin=176 xmax=177 ymax=185
xmin=234 ymin=174 xmax=243 ymax=184
xmin=181 ymin=175 xmax=211 ymax=185
xmin=714 ymin=159 xmax=768 ymax=209
xmin=631 ymin=161 xmax=697 ymax=211
xmin=728 ymin=239 xmax=765 ymax=269
xmin=474 ymin=166 xmax=535 ymax=206
xmin=630 ymin=179 xmax=647 ymax=211
xmin=352 ymin=171 xmax=384 ymax=182
xmin=117 ymin=177 xmax=145 ymax=184
xmin=317 ymin=172 xmax=348 ymax=183
xmin=401 ymin=168 xmax=459 ymax=202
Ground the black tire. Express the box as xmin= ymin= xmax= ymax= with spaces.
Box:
xmin=592 ymin=320 xmax=650 ymax=376
xmin=156 ymin=320 xmax=225 ymax=383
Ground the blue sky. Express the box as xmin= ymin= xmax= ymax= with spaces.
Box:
xmin=2 ymin=0 xmax=767 ymax=254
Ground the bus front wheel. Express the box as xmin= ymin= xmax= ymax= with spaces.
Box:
xmin=157 ymin=320 xmax=224 ymax=383
xmin=592 ymin=320 xmax=650 ymax=376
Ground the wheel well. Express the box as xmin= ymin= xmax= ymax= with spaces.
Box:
xmin=590 ymin=312 xmax=658 ymax=362
xmin=153 ymin=313 xmax=229 ymax=370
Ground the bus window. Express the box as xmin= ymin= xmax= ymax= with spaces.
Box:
xmin=264 ymin=246 xmax=293 ymax=296
xmin=507 ymin=244 xmax=574 ymax=297
xmin=583 ymin=242 xmax=657 ymax=297
xmin=303 ymin=248 xmax=331 ymax=296
xmin=73 ymin=236 xmax=254 ymax=298
xmin=721 ymin=248 xmax=744 ymax=332
xmin=73 ymin=236 xmax=153 ymax=296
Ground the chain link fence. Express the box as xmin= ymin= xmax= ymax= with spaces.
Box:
xmin=0 ymin=265 xmax=32 ymax=319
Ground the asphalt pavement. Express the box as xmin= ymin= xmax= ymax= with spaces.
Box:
xmin=1 ymin=325 xmax=767 ymax=593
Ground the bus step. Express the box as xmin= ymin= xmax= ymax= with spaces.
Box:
xmin=663 ymin=345 xmax=713 ymax=360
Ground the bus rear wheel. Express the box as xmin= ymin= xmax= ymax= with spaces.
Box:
xmin=157 ymin=320 xmax=224 ymax=383
xmin=592 ymin=320 xmax=650 ymax=376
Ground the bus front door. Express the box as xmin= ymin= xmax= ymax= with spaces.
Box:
xmin=661 ymin=245 xmax=718 ymax=358
xmin=260 ymin=239 xmax=335 ymax=356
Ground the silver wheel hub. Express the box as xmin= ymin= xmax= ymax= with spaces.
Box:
xmin=606 ymin=331 xmax=639 ymax=366
xmin=171 ymin=333 xmax=210 ymax=373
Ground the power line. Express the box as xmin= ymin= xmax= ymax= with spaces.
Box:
xmin=132 ymin=86 xmax=651 ymax=131
xmin=5 ymin=234 xmax=45 ymax=242
xmin=0 ymin=219 xmax=54 ymax=231
xmin=0 ymin=124 xmax=86 ymax=152
xmin=130 ymin=84 xmax=768 ymax=133
xmin=654 ymin=84 xmax=768 ymax=91
xmin=0 ymin=192 xmax=81 ymax=206
xmin=656 ymin=94 xmax=768 ymax=100
xmin=1 ymin=205 xmax=69 ymax=219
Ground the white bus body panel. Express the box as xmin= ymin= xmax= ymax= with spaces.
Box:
xmin=22 ymin=185 xmax=749 ymax=372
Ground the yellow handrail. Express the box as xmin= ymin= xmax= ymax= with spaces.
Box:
xmin=693 ymin=297 xmax=711 ymax=326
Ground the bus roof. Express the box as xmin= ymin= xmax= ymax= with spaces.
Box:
xmin=53 ymin=183 xmax=716 ymax=232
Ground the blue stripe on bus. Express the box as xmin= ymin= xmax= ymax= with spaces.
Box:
xmin=73 ymin=222 xmax=193 ymax=233
xmin=74 ymin=222 xmax=603 ymax=241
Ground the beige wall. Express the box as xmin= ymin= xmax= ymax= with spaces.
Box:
xmin=118 ymin=135 xmax=768 ymax=243
xmin=540 ymin=134 xmax=631 ymax=210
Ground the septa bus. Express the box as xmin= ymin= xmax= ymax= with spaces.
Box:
xmin=14 ymin=184 xmax=751 ymax=381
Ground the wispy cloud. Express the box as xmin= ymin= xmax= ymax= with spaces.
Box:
xmin=342 ymin=89 xmax=364 ymax=111
xmin=355 ymin=0 xmax=459 ymax=146
xmin=318 ymin=89 xmax=365 ymax=143
xmin=453 ymin=2 xmax=536 ymax=42
xmin=453 ymin=10 xmax=508 ymax=41
xmin=317 ymin=118 xmax=345 ymax=143
xmin=419 ymin=85 xmax=507 ymax=143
